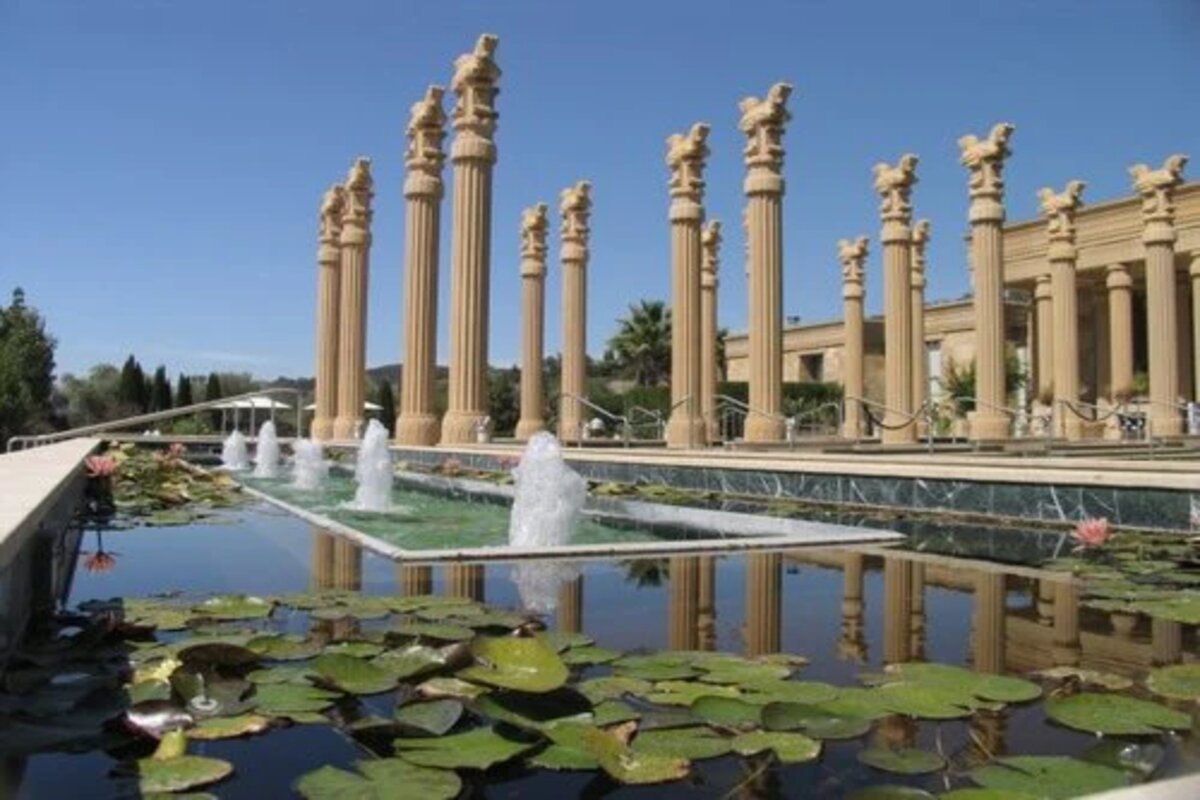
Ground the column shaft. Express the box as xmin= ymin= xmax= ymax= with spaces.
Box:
xmin=400 ymin=565 xmax=433 ymax=596
xmin=882 ymin=557 xmax=912 ymax=663
xmin=444 ymin=563 xmax=485 ymax=601
xmin=973 ymin=572 xmax=1005 ymax=674
xmin=1192 ymin=254 xmax=1200 ymax=400
xmin=1051 ymin=264 xmax=1081 ymax=438
xmin=1033 ymin=275 xmax=1053 ymax=405
xmin=839 ymin=238 xmax=868 ymax=438
xmin=875 ymin=155 xmax=918 ymax=443
xmin=700 ymin=222 xmax=721 ymax=442
xmin=333 ymin=159 xmax=374 ymax=440
xmin=515 ymin=204 xmax=548 ymax=440
xmin=558 ymin=182 xmax=592 ymax=443
xmin=1107 ymin=264 xmax=1134 ymax=409
xmin=312 ymin=186 xmax=344 ymax=441
xmin=910 ymin=221 xmax=930 ymax=414
xmin=557 ymin=576 xmax=583 ymax=633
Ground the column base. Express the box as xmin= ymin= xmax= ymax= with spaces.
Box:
xmin=440 ymin=409 xmax=487 ymax=445
xmin=703 ymin=414 xmax=720 ymax=444
xmin=744 ymin=414 xmax=785 ymax=443
xmin=310 ymin=417 xmax=335 ymax=442
xmin=1058 ymin=414 xmax=1085 ymax=442
xmin=395 ymin=414 xmax=440 ymax=446
xmin=967 ymin=410 xmax=1009 ymax=440
xmin=558 ymin=417 xmax=583 ymax=444
xmin=514 ymin=418 xmax=546 ymax=442
xmin=1150 ymin=412 xmax=1183 ymax=437
xmin=881 ymin=418 xmax=918 ymax=445
xmin=332 ymin=417 xmax=363 ymax=440
xmin=665 ymin=412 xmax=706 ymax=449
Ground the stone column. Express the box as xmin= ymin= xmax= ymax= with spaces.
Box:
xmin=959 ymin=123 xmax=1015 ymax=440
xmin=664 ymin=124 xmax=710 ymax=448
xmin=744 ymin=552 xmax=781 ymax=656
xmin=973 ymin=572 xmax=1005 ymax=674
xmin=396 ymin=87 xmax=448 ymax=445
xmin=1176 ymin=274 xmax=1193 ymax=403
xmin=1106 ymin=263 xmax=1135 ymax=439
xmin=441 ymin=35 xmax=501 ymax=444
xmin=910 ymin=220 xmax=930 ymax=414
xmin=515 ymin=203 xmax=549 ymax=441
xmin=557 ymin=576 xmax=583 ymax=633
xmin=668 ymin=556 xmax=699 ymax=650
xmin=333 ymin=158 xmax=374 ymax=440
xmin=874 ymin=154 xmax=919 ymax=443
xmin=1131 ymin=155 xmax=1188 ymax=436
xmin=740 ymin=84 xmax=792 ymax=442
xmin=882 ymin=557 xmax=912 ymax=663
xmin=1033 ymin=275 xmax=1053 ymax=407
xmin=700 ymin=221 xmax=722 ymax=442
xmin=558 ymin=181 xmax=592 ymax=443
xmin=1192 ymin=253 xmax=1200 ymax=401
xmin=311 ymin=185 xmax=345 ymax=441
xmin=445 ymin=564 xmax=485 ymax=601
xmin=1040 ymin=181 xmax=1086 ymax=440
xmin=399 ymin=565 xmax=433 ymax=596
xmin=839 ymin=237 xmax=869 ymax=438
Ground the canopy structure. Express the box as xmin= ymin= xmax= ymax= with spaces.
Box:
xmin=301 ymin=402 xmax=383 ymax=412
xmin=213 ymin=397 xmax=293 ymax=411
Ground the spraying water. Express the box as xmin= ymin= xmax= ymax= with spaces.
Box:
xmin=220 ymin=431 xmax=250 ymax=471
xmin=252 ymin=421 xmax=281 ymax=478
xmin=291 ymin=438 xmax=328 ymax=491
xmin=350 ymin=419 xmax=393 ymax=511
xmin=508 ymin=432 xmax=586 ymax=548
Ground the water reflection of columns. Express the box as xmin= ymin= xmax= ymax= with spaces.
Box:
xmin=668 ymin=557 xmax=700 ymax=650
xmin=909 ymin=563 xmax=926 ymax=660
xmin=839 ymin=553 xmax=867 ymax=663
xmin=311 ymin=530 xmax=336 ymax=590
xmin=745 ymin=553 xmax=781 ymax=657
xmin=445 ymin=564 xmax=485 ymax=601
xmin=1152 ymin=618 xmax=1183 ymax=665
xmin=399 ymin=565 xmax=433 ymax=596
xmin=557 ymin=576 xmax=583 ymax=633
xmin=1036 ymin=580 xmax=1055 ymax=626
xmin=333 ymin=537 xmax=362 ymax=591
xmin=1052 ymin=581 xmax=1081 ymax=666
xmin=964 ymin=712 xmax=1008 ymax=768
xmin=883 ymin=558 xmax=913 ymax=664
xmin=697 ymin=556 xmax=716 ymax=651
xmin=973 ymin=572 xmax=1005 ymax=674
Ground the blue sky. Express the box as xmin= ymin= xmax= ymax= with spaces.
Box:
xmin=2 ymin=0 xmax=1197 ymax=380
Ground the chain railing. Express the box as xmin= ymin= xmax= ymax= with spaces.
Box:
xmin=626 ymin=405 xmax=666 ymax=440
xmin=713 ymin=394 xmax=797 ymax=448
xmin=942 ymin=395 xmax=1053 ymax=443
xmin=558 ymin=392 xmax=632 ymax=447
xmin=845 ymin=395 xmax=937 ymax=451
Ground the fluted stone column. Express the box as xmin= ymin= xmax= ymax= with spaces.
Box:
xmin=745 ymin=552 xmax=781 ymax=656
xmin=883 ymin=557 xmax=912 ymax=663
xmin=668 ymin=556 xmax=699 ymax=650
xmin=700 ymin=221 xmax=721 ymax=442
xmin=311 ymin=530 xmax=336 ymax=590
xmin=874 ymin=155 xmax=919 ymax=443
xmin=515 ymin=204 xmax=549 ymax=441
xmin=665 ymin=124 xmax=710 ymax=448
xmin=839 ymin=237 xmax=869 ymax=438
xmin=1176 ymin=274 xmax=1192 ymax=403
xmin=740 ymin=84 xmax=792 ymax=442
xmin=910 ymin=220 xmax=930 ymax=414
xmin=1131 ymin=155 xmax=1188 ymax=436
xmin=973 ymin=572 xmax=1005 ymax=674
xmin=1040 ymin=181 xmax=1086 ymax=440
xmin=1033 ymin=275 xmax=1053 ymax=406
xmin=399 ymin=565 xmax=433 ymax=596
xmin=445 ymin=564 xmax=485 ymax=601
xmin=396 ymin=87 xmax=447 ymax=445
xmin=558 ymin=181 xmax=592 ymax=443
xmin=557 ymin=577 xmax=583 ymax=633
xmin=1105 ymin=264 xmax=1134 ymax=438
xmin=1192 ymin=253 xmax=1200 ymax=401
xmin=312 ymin=186 xmax=345 ymax=441
xmin=333 ymin=158 xmax=374 ymax=440
xmin=959 ymin=124 xmax=1015 ymax=440
xmin=441 ymin=35 xmax=501 ymax=444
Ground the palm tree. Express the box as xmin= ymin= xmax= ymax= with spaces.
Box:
xmin=605 ymin=300 xmax=671 ymax=387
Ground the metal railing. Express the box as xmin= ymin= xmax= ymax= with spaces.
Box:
xmin=944 ymin=395 xmax=1051 ymax=443
xmin=713 ymin=394 xmax=797 ymax=448
xmin=7 ymin=388 xmax=305 ymax=452
xmin=845 ymin=395 xmax=937 ymax=451
xmin=558 ymin=392 xmax=632 ymax=447
xmin=626 ymin=405 xmax=666 ymax=440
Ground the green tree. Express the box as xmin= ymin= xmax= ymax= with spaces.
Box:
xmin=149 ymin=366 xmax=173 ymax=412
xmin=488 ymin=366 xmax=520 ymax=435
xmin=118 ymin=355 xmax=147 ymax=411
xmin=57 ymin=364 xmax=124 ymax=427
xmin=0 ymin=288 xmax=57 ymax=444
xmin=176 ymin=374 xmax=195 ymax=408
xmin=375 ymin=379 xmax=396 ymax=437
xmin=605 ymin=300 xmax=671 ymax=387
xmin=205 ymin=372 xmax=223 ymax=427
xmin=943 ymin=346 xmax=1027 ymax=416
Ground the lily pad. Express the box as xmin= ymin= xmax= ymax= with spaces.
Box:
xmin=416 ymin=677 xmax=489 ymax=700
xmin=313 ymin=654 xmax=396 ymax=696
xmin=192 ymin=595 xmax=274 ymax=621
xmin=395 ymin=726 xmax=536 ymax=770
xmin=543 ymin=631 xmax=594 ymax=652
xmin=394 ymin=699 xmax=463 ymax=736
xmin=1146 ymin=663 xmax=1200 ymax=700
xmin=592 ymin=699 xmax=640 ymax=727
xmin=1083 ymin=740 xmax=1165 ymax=779
xmin=545 ymin=723 xmax=690 ymax=784
xmin=690 ymin=696 xmax=761 ymax=729
xmin=528 ymin=743 xmax=601 ymax=770
xmin=885 ymin=663 xmax=1041 ymax=704
xmin=730 ymin=730 xmax=821 ymax=763
xmin=295 ymin=758 xmax=461 ymax=800
xmin=473 ymin=688 xmax=592 ymax=732
xmin=247 ymin=665 xmax=316 ymax=685
xmin=561 ymin=646 xmax=621 ymax=666
xmin=812 ymin=688 xmax=892 ymax=720
xmin=458 ymin=635 xmax=568 ymax=693
xmin=871 ymin=682 xmax=973 ymax=720
xmin=577 ymin=676 xmax=652 ymax=703
xmin=970 ymin=756 xmax=1127 ymax=798
xmin=372 ymin=645 xmax=446 ymax=680
xmin=631 ymin=727 xmax=732 ymax=760
xmin=391 ymin=620 xmax=475 ymax=642
xmin=252 ymin=683 xmax=339 ymax=715
xmin=743 ymin=679 xmax=840 ymax=706
xmin=847 ymin=788 xmax=936 ymax=800
xmin=324 ymin=641 xmax=385 ymax=659
xmin=856 ymin=747 xmax=946 ymax=774
xmin=1044 ymin=692 xmax=1191 ymax=735
xmin=187 ymin=714 xmax=271 ymax=740
xmin=939 ymin=791 xmax=1039 ymax=800
xmin=761 ymin=701 xmax=872 ymax=740
xmin=643 ymin=680 xmax=741 ymax=706
xmin=133 ymin=755 xmax=234 ymax=794
xmin=247 ymin=635 xmax=323 ymax=662
xmin=697 ymin=657 xmax=792 ymax=685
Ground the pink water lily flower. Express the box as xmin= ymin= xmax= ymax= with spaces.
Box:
xmin=1072 ymin=517 xmax=1112 ymax=549
xmin=85 ymin=455 xmax=118 ymax=478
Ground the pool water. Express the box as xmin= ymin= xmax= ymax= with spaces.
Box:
xmin=4 ymin=500 xmax=1197 ymax=799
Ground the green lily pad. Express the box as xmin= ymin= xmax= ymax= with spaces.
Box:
xmin=416 ymin=677 xmax=489 ymax=700
xmin=247 ymin=635 xmax=323 ymax=661
xmin=696 ymin=656 xmax=792 ymax=685
xmin=253 ymin=683 xmax=340 ymax=714
xmin=1044 ymin=692 xmax=1191 ymax=735
xmin=1125 ymin=592 xmax=1200 ymax=624
xmin=592 ymin=699 xmax=640 ymax=727
xmin=856 ymin=747 xmax=946 ymax=774
xmin=613 ymin=662 xmax=699 ymax=681
xmin=192 ymin=595 xmax=274 ymax=620
xmin=128 ymin=680 xmax=173 ymax=705
xmin=187 ymin=714 xmax=271 ymax=740
xmin=577 ymin=676 xmax=652 ymax=703
xmin=528 ymin=743 xmax=601 ymax=770
xmin=939 ymin=790 xmax=1039 ymax=800
xmin=473 ymin=688 xmax=592 ymax=732
xmin=313 ymin=654 xmax=396 ymax=696
xmin=247 ymin=665 xmax=316 ymax=685
xmin=391 ymin=620 xmax=475 ymax=642
xmin=1083 ymin=740 xmax=1165 ymax=779
xmin=885 ymin=663 xmax=1041 ymax=704
xmin=643 ymin=680 xmax=741 ymax=706
xmin=690 ymin=696 xmax=761 ymax=729
xmin=846 ymin=788 xmax=936 ymax=800
xmin=295 ymin=758 xmax=461 ymax=800
xmin=544 ymin=723 xmax=690 ymax=784
xmin=970 ymin=756 xmax=1127 ymax=798
xmin=372 ymin=645 xmax=446 ymax=680
xmin=543 ymin=631 xmax=594 ymax=652
xmin=812 ymin=688 xmax=892 ymax=720
xmin=872 ymin=682 xmax=973 ymax=720
xmin=631 ymin=727 xmax=732 ymax=760
xmin=730 ymin=730 xmax=821 ymax=763
xmin=1146 ymin=663 xmax=1200 ymax=700
xmin=323 ymin=641 xmax=385 ymax=659
xmin=394 ymin=699 xmax=463 ymax=736
xmin=743 ymin=679 xmax=840 ymax=706
xmin=561 ymin=646 xmax=621 ymax=666
xmin=134 ymin=756 xmax=234 ymax=794
xmin=458 ymin=635 xmax=568 ymax=694
xmin=761 ymin=701 xmax=872 ymax=739
xmin=395 ymin=726 xmax=536 ymax=770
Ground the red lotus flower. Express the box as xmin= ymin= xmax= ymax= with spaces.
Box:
xmin=440 ymin=457 xmax=463 ymax=475
xmin=83 ymin=550 xmax=118 ymax=573
xmin=166 ymin=443 xmax=186 ymax=460
xmin=1072 ymin=517 xmax=1112 ymax=549
xmin=85 ymin=455 xmax=118 ymax=478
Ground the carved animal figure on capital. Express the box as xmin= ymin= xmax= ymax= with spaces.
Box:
xmin=872 ymin=154 xmax=918 ymax=216
xmin=838 ymin=236 xmax=869 ymax=281
xmin=738 ymin=83 xmax=792 ymax=162
xmin=666 ymin=123 xmax=711 ymax=193
xmin=959 ymin=123 xmax=1015 ymax=194
xmin=1038 ymin=180 xmax=1086 ymax=236
xmin=520 ymin=203 xmax=548 ymax=258
xmin=452 ymin=34 xmax=501 ymax=128
xmin=406 ymin=86 xmax=446 ymax=167
xmin=559 ymin=181 xmax=592 ymax=239
xmin=1130 ymin=154 xmax=1188 ymax=217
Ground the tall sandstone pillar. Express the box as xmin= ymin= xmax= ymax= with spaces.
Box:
xmin=1039 ymin=181 xmax=1086 ymax=440
xmin=1131 ymin=155 xmax=1187 ymax=436
xmin=874 ymin=154 xmax=919 ymax=443
xmin=312 ymin=185 xmax=345 ymax=441
xmin=910 ymin=220 xmax=930 ymax=414
xmin=665 ymin=123 xmax=710 ymax=448
xmin=839 ymin=237 xmax=869 ymax=438
xmin=441 ymin=35 xmax=501 ymax=444
xmin=700 ymin=221 xmax=722 ymax=442
xmin=515 ymin=204 xmax=549 ymax=440
xmin=396 ymin=87 xmax=447 ymax=445
xmin=558 ymin=181 xmax=592 ymax=443
xmin=959 ymin=123 xmax=1015 ymax=440
xmin=333 ymin=158 xmax=374 ymax=440
xmin=1106 ymin=263 xmax=1135 ymax=403
xmin=1192 ymin=252 xmax=1200 ymax=400
xmin=1033 ymin=274 xmax=1053 ymax=407
xmin=739 ymin=84 xmax=792 ymax=442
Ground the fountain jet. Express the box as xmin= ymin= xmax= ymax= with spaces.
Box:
xmin=252 ymin=421 xmax=281 ymax=478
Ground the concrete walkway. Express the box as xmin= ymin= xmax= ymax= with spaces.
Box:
xmin=0 ymin=438 xmax=98 ymax=564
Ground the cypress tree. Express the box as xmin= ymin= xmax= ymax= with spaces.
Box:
xmin=150 ymin=366 xmax=172 ymax=412
xmin=176 ymin=374 xmax=194 ymax=407
xmin=206 ymin=373 xmax=223 ymax=428
xmin=118 ymin=355 xmax=142 ymax=410
xmin=376 ymin=380 xmax=396 ymax=437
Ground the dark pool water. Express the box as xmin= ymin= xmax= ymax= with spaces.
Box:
xmin=3 ymin=501 xmax=1198 ymax=799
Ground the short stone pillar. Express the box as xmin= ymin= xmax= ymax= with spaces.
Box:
xmin=1032 ymin=274 xmax=1053 ymax=409
xmin=910 ymin=220 xmax=930 ymax=416
xmin=839 ymin=237 xmax=869 ymax=438
xmin=664 ymin=123 xmax=710 ymax=448
xmin=1131 ymin=155 xmax=1187 ymax=436
xmin=396 ymin=86 xmax=447 ymax=445
xmin=333 ymin=158 xmax=374 ymax=440
xmin=558 ymin=181 xmax=592 ymax=443
xmin=739 ymin=84 xmax=792 ymax=442
xmin=700 ymin=221 xmax=722 ymax=442
xmin=441 ymin=35 xmax=501 ymax=444
xmin=1039 ymin=181 xmax=1086 ymax=440
xmin=874 ymin=154 xmax=919 ymax=443
xmin=515 ymin=203 xmax=549 ymax=441
xmin=959 ymin=123 xmax=1015 ymax=440
xmin=312 ymin=185 xmax=345 ymax=442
